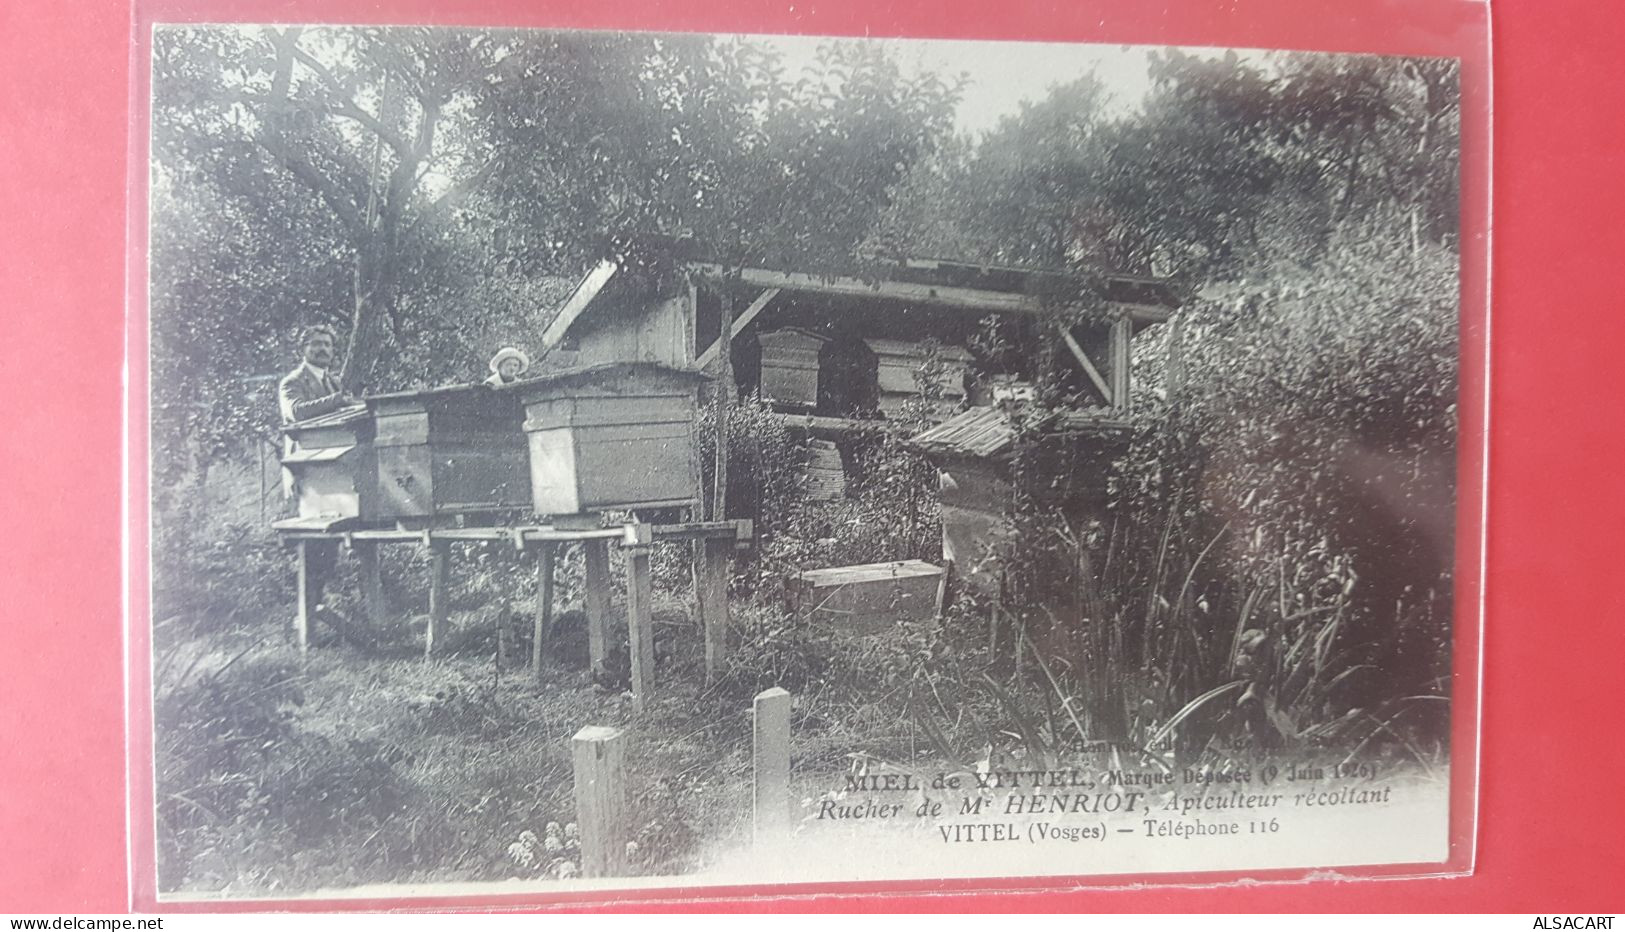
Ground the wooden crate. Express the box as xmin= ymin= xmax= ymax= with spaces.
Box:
xmin=281 ymin=404 xmax=374 ymax=523
xmin=517 ymin=363 xmax=708 ymax=516
xmin=757 ymin=328 xmax=827 ymax=408
xmin=367 ymin=383 xmax=531 ymax=520
xmin=787 ymin=560 xmax=945 ymax=635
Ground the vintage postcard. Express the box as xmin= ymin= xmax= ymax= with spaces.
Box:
xmin=132 ymin=19 xmax=1481 ymax=904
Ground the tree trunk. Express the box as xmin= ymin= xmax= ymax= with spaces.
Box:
xmin=340 ymin=228 xmax=398 ymax=394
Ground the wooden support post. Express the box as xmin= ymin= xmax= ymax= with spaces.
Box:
xmin=294 ymin=540 xmax=315 ymax=654
xmin=711 ymin=289 xmax=735 ymax=520
xmin=355 ymin=542 xmax=385 ymax=647
xmin=1109 ymin=316 xmax=1133 ymax=413
xmin=426 ymin=541 xmax=450 ymax=659
xmin=582 ymin=539 xmax=612 ymax=680
xmin=532 ymin=543 xmax=556 ymax=681
xmin=623 ymin=524 xmax=656 ymax=712
xmin=752 ymin=687 xmax=793 ymax=847
xmin=697 ymin=537 xmax=731 ymax=683
xmin=571 ymin=726 xmax=629 ymax=878
xmin=1167 ymin=313 xmax=1186 ymax=398
xmin=934 ymin=561 xmax=953 ymax=623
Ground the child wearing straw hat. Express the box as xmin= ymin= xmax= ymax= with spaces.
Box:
xmin=484 ymin=346 xmax=531 ymax=386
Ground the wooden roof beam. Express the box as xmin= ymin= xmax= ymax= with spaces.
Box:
xmin=694 ymin=287 xmax=780 ymax=370
xmin=539 ymin=258 xmax=619 ymax=352
xmin=1061 ymin=327 xmax=1114 ymax=406
xmin=684 ymin=262 xmax=1171 ymax=326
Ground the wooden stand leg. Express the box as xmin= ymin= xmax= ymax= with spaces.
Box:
xmin=623 ymin=525 xmax=656 ymax=712
xmin=427 ymin=541 xmax=450 ymax=659
xmin=582 ymin=539 xmax=612 ymax=680
xmin=933 ymin=560 xmax=952 ymax=624
xmin=532 ymin=543 xmax=556 ymax=682
xmin=356 ymin=542 xmax=384 ymax=649
xmin=295 ymin=540 xmax=314 ymax=654
xmin=496 ymin=605 xmax=508 ymax=673
xmin=698 ymin=537 xmax=731 ymax=683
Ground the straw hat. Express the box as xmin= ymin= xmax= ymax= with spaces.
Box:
xmin=488 ymin=346 xmax=531 ymax=375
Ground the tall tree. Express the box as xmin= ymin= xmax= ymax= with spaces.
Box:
xmin=154 ymin=25 xmax=508 ymax=393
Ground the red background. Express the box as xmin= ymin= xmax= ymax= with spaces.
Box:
xmin=2 ymin=0 xmax=1620 ymax=912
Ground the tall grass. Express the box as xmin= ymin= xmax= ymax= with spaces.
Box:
xmin=903 ymin=498 xmax=1450 ymax=775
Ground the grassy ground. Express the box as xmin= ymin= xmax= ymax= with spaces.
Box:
xmin=151 ymin=539 xmax=1451 ymax=898
xmin=154 ymin=565 xmax=957 ymax=898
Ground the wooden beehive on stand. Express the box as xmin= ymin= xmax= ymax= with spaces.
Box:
xmin=279 ymin=404 xmax=374 ymax=526
xmin=516 ymin=363 xmax=709 ymax=517
xmin=863 ymin=338 xmax=972 ymax=419
xmin=757 ymin=328 xmax=827 ymax=409
xmin=366 ymin=383 xmax=531 ymax=520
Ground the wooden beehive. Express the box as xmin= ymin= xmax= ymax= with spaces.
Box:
xmin=757 ymin=328 xmax=827 ymax=408
xmin=280 ymin=404 xmax=374 ymax=524
xmin=863 ymin=338 xmax=972 ymax=419
xmin=367 ymin=383 xmax=531 ymax=520
xmin=787 ymin=560 xmax=945 ymax=635
xmin=803 ymin=439 xmax=846 ymax=502
xmin=516 ymin=363 xmax=709 ymax=517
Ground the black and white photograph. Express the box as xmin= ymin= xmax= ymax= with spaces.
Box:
xmin=143 ymin=23 xmax=1465 ymax=899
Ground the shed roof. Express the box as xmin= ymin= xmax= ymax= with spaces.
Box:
xmin=541 ymin=243 xmax=1180 ymax=356
xmin=909 ymin=407 xmax=1015 ymax=458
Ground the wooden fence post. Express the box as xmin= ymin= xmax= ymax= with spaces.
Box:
xmin=426 ymin=540 xmax=450 ymax=659
xmin=571 ymin=725 xmax=628 ymax=878
xmin=752 ymin=686 xmax=792 ymax=847
xmin=582 ymin=539 xmax=612 ymax=680
xmin=532 ymin=542 xmax=556 ymax=681
xmin=623 ymin=524 xmax=656 ymax=712
xmin=698 ymin=537 xmax=731 ymax=682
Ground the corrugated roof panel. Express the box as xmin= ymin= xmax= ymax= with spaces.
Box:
xmin=909 ymin=406 xmax=1014 ymax=457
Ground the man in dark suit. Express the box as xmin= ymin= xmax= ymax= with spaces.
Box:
xmin=279 ymin=324 xmax=351 ymax=426
xmin=278 ymin=324 xmax=355 ymax=635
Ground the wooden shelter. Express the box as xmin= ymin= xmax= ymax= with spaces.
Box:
xmin=535 ymin=245 xmax=1176 ymax=513
xmin=541 ymin=246 xmax=1175 ymax=422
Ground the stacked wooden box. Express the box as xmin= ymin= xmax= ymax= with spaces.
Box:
xmin=517 ymin=363 xmax=709 ymax=516
xmin=279 ymin=404 xmax=374 ymax=526
xmin=368 ymin=384 xmax=531 ymax=520
xmin=803 ymin=439 xmax=846 ymax=501
xmin=757 ymin=328 xmax=827 ymax=409
xmin=863 ymin=338 xmax=972 ymax=420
